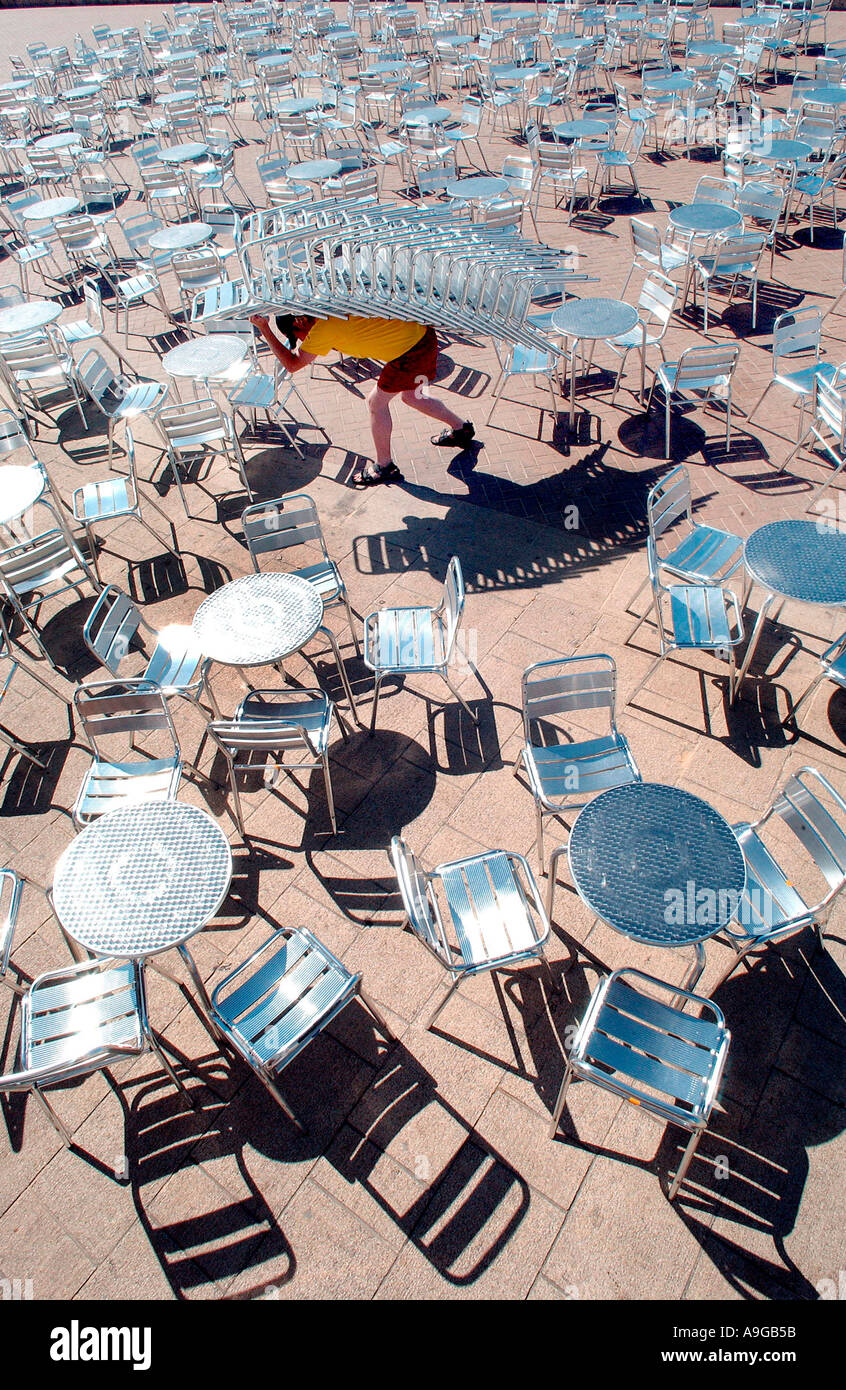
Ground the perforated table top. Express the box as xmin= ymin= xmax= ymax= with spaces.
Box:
xmin=744 ymin=519 xmax=846 ymax=607
xmin=192 ymin=572 xmax=324 ymax=667
xmin=568 ymin=782 xmax=746 ymax=947
xmin=52 ymin=802 xmax=233 ymax=957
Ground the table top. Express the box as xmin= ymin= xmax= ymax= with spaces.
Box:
xmin=734 ymin=11 xmax=779 ymax=25
xmin=193 ymin=572 xmax=324 ymax=667
xmin=801 ymin=85 xmax=846 ymax=105
xmin=285 ymin=157 xmax=342 ymax=181
xmin=0 ymin=79 xmax=35 ymax=92
xmin=687 ymin=39 xmax=738 ymax=55
xmin=553 ymin=118 xmax=612 ymax=139
xmin=0 ymin=464 xmax=46 ymax=527
xmin=363 ymin=60 xmax=407 ymax=74
xmin=162 ymin=334 xmax=249 ymax=380
xmin=568 ymin=782 xmax=746 ymax=948
xmin=20 ymin=196 xmax=80 ymax=221
xmin=155 ymin=89 xmax=197 ymax=105
xmin=446 ymin=174 xmax=509 ymax=199
xmin=158 ymin=141 xmax=209 ymax=163
xmin=669 ymin=202 xmax=744 ymax=233
xmin=148 ymin=221 xmax=212 ymax=251
xmin=52 ymin=802 xmax=233 ymax=959
xmin=403 ymin=105 xmax=454 ymax=125
xmin=551 ymin=296 xmax=639 ymax=341
xmin=493 ymin=65 xmax=543 ymax=82
xmin=0 ymin=300 xmax=61 ymax=335
xmin=255 ymin=52 xmax=294 ymax=68
xmin=747 ymin=138 xmax=813 ymax=162
xmin=32 ymin=132 xmax=83 ymax=152
xmin=550 ymin=34 xmax=594 ymax=49
xmin=744 ymin=518 xmax=846 ymax=606
xmin=63 ymin=84 xmax=101 ymax=100
xmin=644 ymin=73 xmax=695 ymax=92
xmin=273 ymin=95 xmax=322 ymax=115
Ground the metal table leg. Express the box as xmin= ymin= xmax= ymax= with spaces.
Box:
xmin=730 ymin=588 xmax=775 ymax=704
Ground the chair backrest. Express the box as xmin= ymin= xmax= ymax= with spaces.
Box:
xmin=437 ymin=554 xmax=466 ymax=659
xmin=522 ymin=654 xmax=618 ymax=743
xmin=668 ymin=343 xmax=740 ymax=394
xmin=637 ymin=271 xmax=676 ymax=334
xmin=389 ymin=835 xmax=448 ymax=958
xmin=241 ymin=493 xmax=326 ymax=569
xmin=706 ymin=232 xmax=767 ymax=275
xmin=0 ymin=332 xmax=67 ymax=377
xmin=83 ymin=583 xmax=144 ymax=675
xmin=501 ymin=154 xmax=534 ymax=194
xmin=693 ymin=175 xmax=737 ymax=207
xmin=0 ymin=408 xmax=34 ymax=461
xmin=81 ymin=276 xmax=105 ymax=332
xmin=0 ymin=286 xmax=25 ymax=312
xmin=816 ymin=374 xmax=846 ymax=442
xmin=76 ymin=349 xmax=120 ymax=409
xmin=647 ymin=464 xmax=692 ymax=544
xmin=156 ymin=397 xmax=228 ymax=451
xmin=769 ymin=767 xmax=846 ymax=909
xmin=73 ymin=679 xmax=179 ymax=759
xmin=771 ymin=305 xmax=823 ymax=368
xmin=734 ymin=180 xmax=784 ymax=230
xmin=630 ymin=217 xmax=662 ymax=258
xmin=208 ymin=695 xmax=325 ymax=760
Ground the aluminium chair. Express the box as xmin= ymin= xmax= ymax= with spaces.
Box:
xmin=0 ymin=956 xmax=192 ymax=1155
xmin=549 ymin=967 xmax=730 ymax=1201
xmin=786 ymin=629 xmax=846 ymax=732
xmin=76 ymin=348 xmax=169 ymax=466
xmin=363 ymin=555 xmax=480 ymax=733
xmin=209 ymin=926 xmax=392 ymax=1130
xmin=708 ymin=767 xmax=846 ymax=994
xmin=646 ymin=342 xmax=742 ymax=460
xmin=606 ymin=271 xmax=677 ymax=405
xmin=748 ymin=306 xmax=836 ymax=441
xmin=0 ymin=499 xmax=100 ymax=665
xmin=72 ymin=679 xmax=183 ymax=827
xmin=516 ymin=654 xmax=641 ymax=876
xmin=241 ymin=494 xmax=360 ymax=656
xmin=779 ymin=371 xmax=846 ymax=511
xmin=154 ymin=396 xmax=253 ymax=518
xmin=71 ymin=425 xmax=179 ymax=581
xmin=207 ymin=688 xmax=344 ymax=837
xmin=389 ymin=834 xmax=551 ymax=1045
xmin=83 ymin=583 xmax=217 ymax=718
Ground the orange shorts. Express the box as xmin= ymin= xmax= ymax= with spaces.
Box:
xmin=377 ymin=325 xmax=439 ymax=393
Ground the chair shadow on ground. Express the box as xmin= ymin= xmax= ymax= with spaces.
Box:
xmin=125 ymin=1012 xmax=537 ymax=1297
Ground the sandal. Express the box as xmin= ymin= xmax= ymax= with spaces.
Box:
xmin=351 ymin=461 xmax=403 ymax=487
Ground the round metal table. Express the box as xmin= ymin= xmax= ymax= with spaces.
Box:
xmin=403 ymin=106 xmax=454 ymax=126
xmin=63 ymin=84 xmax=102 ymax=100
xmin=363 ymin=61 xmax=407 ymax=75
xmin=155 ymin=89 xmax=197 ymax=106
xmin=0 ymin=300 xmax=61 ymax=336
xmin=668 ymin=203 xmax=744 ymax=236
xmin=32 ymin=132 xmax=83 ymax=152
xmin=735 ymin=519 xmax=846 ymax=696
xmin=148 ymin=221 xmax=213 ymax=252
xmin=799 ymin=85 xmax=846 ymax=106
xmin=568 ymin=781 xmax=746 ymax=987
xmin=158 ymin=141 xmax=209 ymax=164
xmin=445 ymin=174 xmax=509 ymax=201
xmin=272 ymin=96 xmax=322 ymax=115
xmin=285 ymin=158 xmax=342 ymax=184
xmin=20 ymin=196 xmax=80 ymax=223
xmin=553 ymin=118 xmax=612 ymax=142
xmin=0 ymin=464 xmax=45 ymax=528
xmin=162 ymin=335 xmax=249 ymax=386
xmin=687 ymin=40 xmax=738 ymax=57
xmin=52 ymin=801 xmax=233 ymax=1008
xmin=644 ymin=74 xmax=695 ymax=94
xmin=551 ymin=297 xmax=640 ymax=429
xmin=193 ymin=572 xmax=360 ymax=719
xmin=745 ymin=138 xmax=813 ymax=165
xmin=733 ymin=11 xmax=779 ymax=25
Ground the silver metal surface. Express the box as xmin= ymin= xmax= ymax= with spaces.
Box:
xmin=0 ymin=465 xmax=45 ymax=527
xmin=52 ymin=801 xmax=233 ymax=957
xmin=0 ymin=301 xmax=61 ymax=336
xmin=148 ymin=222 xmax=212 ymax=251
xmin=193 ymin=572 xmax=324 ymax=666
xmin=551 ymin=297 xmax=639 ymax=342
xmin=744 ymin=519 xmax=846 ymax=606
xmin=162 ymin=334 xmax=249 ymax=381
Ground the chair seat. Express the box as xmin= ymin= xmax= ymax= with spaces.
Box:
xmin=73 ymin=477 xmax=133 ymax=522
xmin=233 ymin=690 xmax=332 ymax=753
xmin=661 ymin=524 xmax=742 ymax=583
xmin=610 ymin=323 xmax=662 ymax=349
xmin=668 ymin=584 xmax=734 ymax=648
xmin=293 ymin=559 xmax=342 ymax=603
xmin=58 ymin=320 xmax=100 ymax=344
xmin=22 ymin=960 xmax=144 ymax=1075
xmin=436 ymin=851 xmax=546 ymax=969
xmin=509 ymin=343 xmax=561 ymax=374
xmin=657 ymin=361 xmax=732 ymax=396
xmin=730 ymin=821 xmax=810 ymax=937
xmin=775 ymin=362 xmax=836 ymax=396
xmin=75 ymin=756 xmax=181 ymax=823
xmin=109 ymin=380 xmax=167 ymax=418
xmin=364 ymin=605 xmax=446 ymax=672
xmin=228 ymin=371 xmax=274 ymax=408
xmin=525 ymin=733 xmax=640 ymax=806
xmin=210 ymin=927 xmax=358 ymax=1070
xmin=144 ymin=626 xmax=206 ymax=692
xmin=115 ymin=273 xmax=159 ymax=301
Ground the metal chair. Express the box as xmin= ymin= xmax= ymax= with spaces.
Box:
xmin=209 ymin=926 xmax=392 ymax=1129
xmin=71 ymin=425 xmax=179 ymax=581
xmin=627 ymin=533 xmax=745 ymax=707
xmin=72 ymin=679 xmax=182 ymax=827
xmin=620 ymin=217 xmax=689 ymax=298
xmin=170 ymin=246 xmax=227 ymax=318
xmin=154 ymin=396 xmax=253 ymax=518
xmin=0 ymin=406 xmax=37 ymax=463
xmin=709 ymin=767 xmax=846 ymax=993
xmin=606 ymin=271 xmax=677 ymax=405
xmin=486 ymin=331 xmax=568 ymax=430
xmin=76 ymin=348 xmax=169 ymax=466
xmin=786 ymin=630 xmax=846 ymax=731
xmin=390 ymin=835 xmax=551 ymax=1038
xmin=207 ymin=688 xmax=343 ymax=837
xmin=646 ymin=342 xmax=742 ymax=460
xmin=0 ymin=626 xmax=64 ymax=774
xmin=52 ymin=214 xmax=117 ymax=285
xmin=56 ymin=276 xmax=107 ymax=349
xmin=364 ymin=554 xmax=479 ymax=733
xmin=0 ymin=868 xmax=34 ymax=995
xmin=548 ymin=967 xmax=730 ymax=1201
xmin=748 ymin=306 xmax=836 ymax=442
xmin=627 ymin=464 xmax=744 ymax=623
xmin=516 ymin=653 xmax=641 ymax=876
xmin=241 ymin=494 xmax=360 ymax=656
xmin=0 ymin=499 xmax=100 ymax=664
xmin=0 ymin=956 xmax=192 ymax=1152
xmin=780 ymin=370 xmax=846 ymax=511
xmin=100 ymin=257 xmax=171 ymax=344
xmin=83 ymin=584 xmax=216 ymax=717
xmin=0 ymin=329 xmax=88 ymax=431
xmin=684 ymin=232 xmax=767 ymax=333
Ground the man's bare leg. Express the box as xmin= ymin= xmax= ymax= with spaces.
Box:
xmin=398 ymin=386 xmax=466 ymax=432
xmin=367 ymin=385 xmax=396 ymax=467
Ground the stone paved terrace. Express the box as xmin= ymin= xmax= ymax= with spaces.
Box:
xmin=0 ymin=3 xmax=845 ymax=1304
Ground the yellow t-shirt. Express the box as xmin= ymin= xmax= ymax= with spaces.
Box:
xmin=300 ymin=316 xmax=427 ymax=362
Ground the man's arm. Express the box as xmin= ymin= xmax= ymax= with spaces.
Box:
xmin=250 ymin=315 xmax=316 ymax=374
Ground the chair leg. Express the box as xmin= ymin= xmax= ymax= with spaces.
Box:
xmin=747 ymin=379 xmax=772 ymax=426
xmin=668 ymin=1125 xmax=704 ymax=1200
xmin=545 ymin=842 xmax=569 ymax=921
xmin=321 ymin=754 xmax=338 ymax=835
xmin=32 ymin=1085 xmax=73 ymax=1147
xmin=548 ymin=1054 xmax=575 ymax=1137
xmin=341 ymin=590 xmax=361 ymax=657
xmin=444 ymin=670 xmax=479 ymax=723
xmin=785 ymin=670 xmax=825 ymax=726
xmin=427 ymin=972 xmax=462 ymax=1029
xmin=369 ymin=674 xmax=383 ymax=735
xmin=148 ymin=1030 xmax=196 ymax=1109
